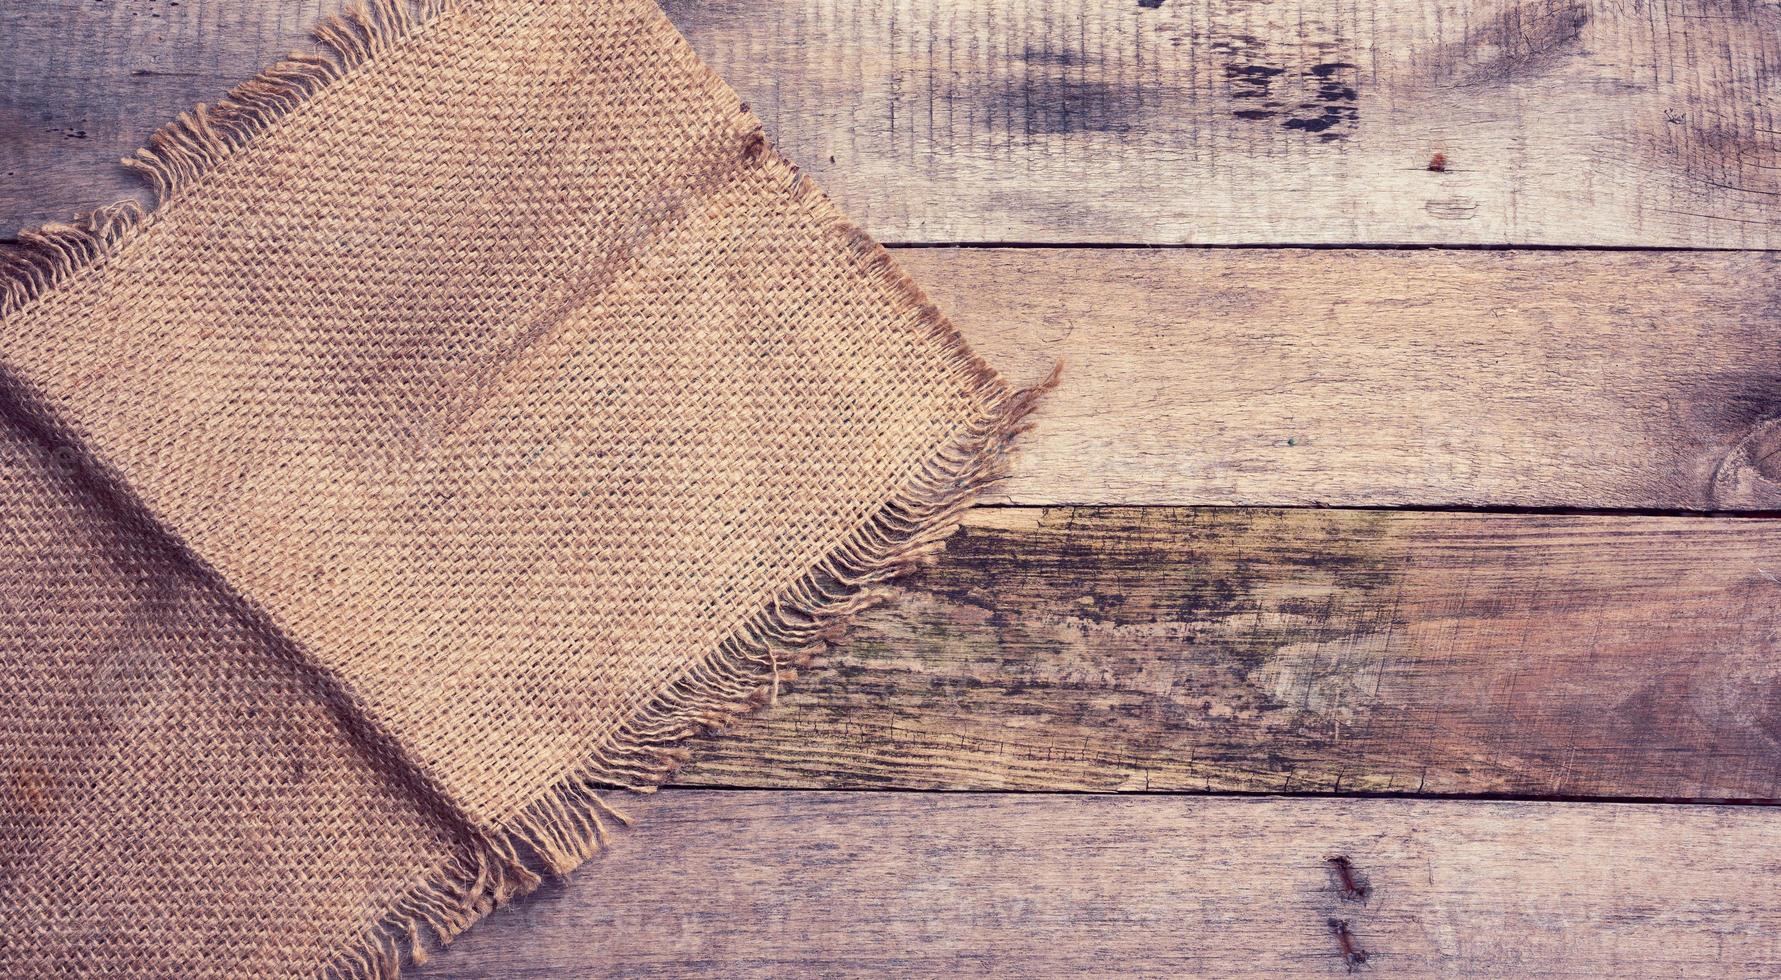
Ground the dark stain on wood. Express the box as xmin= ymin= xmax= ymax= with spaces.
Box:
xmin=1698 ymin=363 xmax=1781 ymax=507
xmin=1282 ymin=64 xmax=1358 ymax=137
xmin=1328 ymin=917 xmax=1370 ymax=971
xmin=1224 ymin=63 xmax=1288 ymax=101
xmin=1424 ymin=0 xmax=1591 ymax=88
xmin=995 ymin=44 xmax=1144 ymax=136
xmin=1711 ymin=416 xmax=1781 ymax=507
xmin=1224 ymin=56 xmax=1359 ymax=139
xmin=1327 ymin=855 xmax=1372 ymax=902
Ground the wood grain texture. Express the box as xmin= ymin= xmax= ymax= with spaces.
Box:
xmin=662 ymin=0 xmax=1781 ymax=246
xmin=7 ymin=0 xmax=1781 ymax=245
xmin=411 ymin=791 xmax=1781 ymax=977
xmin=5 ymin=214 xmax=1775 ymax=505
xmin=677 ymin=507 xmax=1781 ymax=800
xmin=0 ymin=0 xmax=339 ymax=234
xmin=912 ymin=247 xmax=1781 ymax=508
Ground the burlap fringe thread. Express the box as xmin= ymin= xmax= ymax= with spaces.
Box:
xmin=0 ymin=2 xmax=1058 ymax=976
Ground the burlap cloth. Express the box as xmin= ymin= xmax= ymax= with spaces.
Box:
xmin=0 ymin=1 xmax=1049 ymax=974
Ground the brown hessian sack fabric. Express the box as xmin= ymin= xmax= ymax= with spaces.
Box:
xmin=0 ymin=1 xmax=1053 ymax=975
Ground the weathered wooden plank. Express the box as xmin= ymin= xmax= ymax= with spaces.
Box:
xmin=6 ymin=0 xmax=1780 ymax=246
xmin=2 ymin=232 xmax=1772 ymax=511
xmin=675 ymin=507 xmax=1781 ymax=800
xmin=913 ymin=247 xmax=1781 ymax=509
xmin=669 ymin=0 xmax=1781 ymax=246
xmin=0 ymin=0 xmax=338 ymax=235
xmin=412 ymin=791 xmax=1781 ymax=977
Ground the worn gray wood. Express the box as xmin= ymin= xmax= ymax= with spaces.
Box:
xmin=6 ymin=0 xmax=1781 ymax=245
xmin=676 ymin=506 xmax=1781 ymax=800
xmin=411 ymin=791 xmax=1781 ymax=977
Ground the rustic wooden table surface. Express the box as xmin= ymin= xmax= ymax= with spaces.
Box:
xmin=5 ymin=0 xmax=1781 ymax=975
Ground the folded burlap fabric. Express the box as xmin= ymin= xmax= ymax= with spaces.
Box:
xmin=0 ymin=1 xmax=1049 ymax=975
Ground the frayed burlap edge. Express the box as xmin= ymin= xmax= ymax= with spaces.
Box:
xmin=325 ymin=365 xmax=1054 ymax=978
xmin=0 ymin=2 xmax=1058 ymax=977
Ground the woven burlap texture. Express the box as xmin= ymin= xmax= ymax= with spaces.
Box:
xmin=0 ymin=0 xmax=1050 ymax=975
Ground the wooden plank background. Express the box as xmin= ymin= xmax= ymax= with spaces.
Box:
xmin=911 ymin=248 xmax=1781 ymax=508
xmin=679 ymin=507 xmax=1781 ymax=800
xmin=407 ymin=792 xmax=1781 ymax=977
xmin=5 ymin=0 xmax=1781 ymax=976
xmin=8 ymin=7 xmax=1781 ymax=509
xmin=663 ymin=0 xmax=1781 ymax=247
xmin=6 ymin=0 xmax=1781 ymax=246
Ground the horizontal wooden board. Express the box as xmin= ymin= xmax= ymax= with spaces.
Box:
xmin=912 ymin=247 xmax=1781 ymax=509
xmin=670 ymin=0 xmax=1781 ymax=246
xmin=7 ymin=0 xmax=1780 ymax=246
xmin=412 ymin=791 xmax=1781 ymax=977
xmin=2 ymin=238 xmax=1774 ymax=510
xmin=0 ymin=0 xmax=336 ymax=235
xmin=676 ymin=507 xmax=1781 ymax=800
